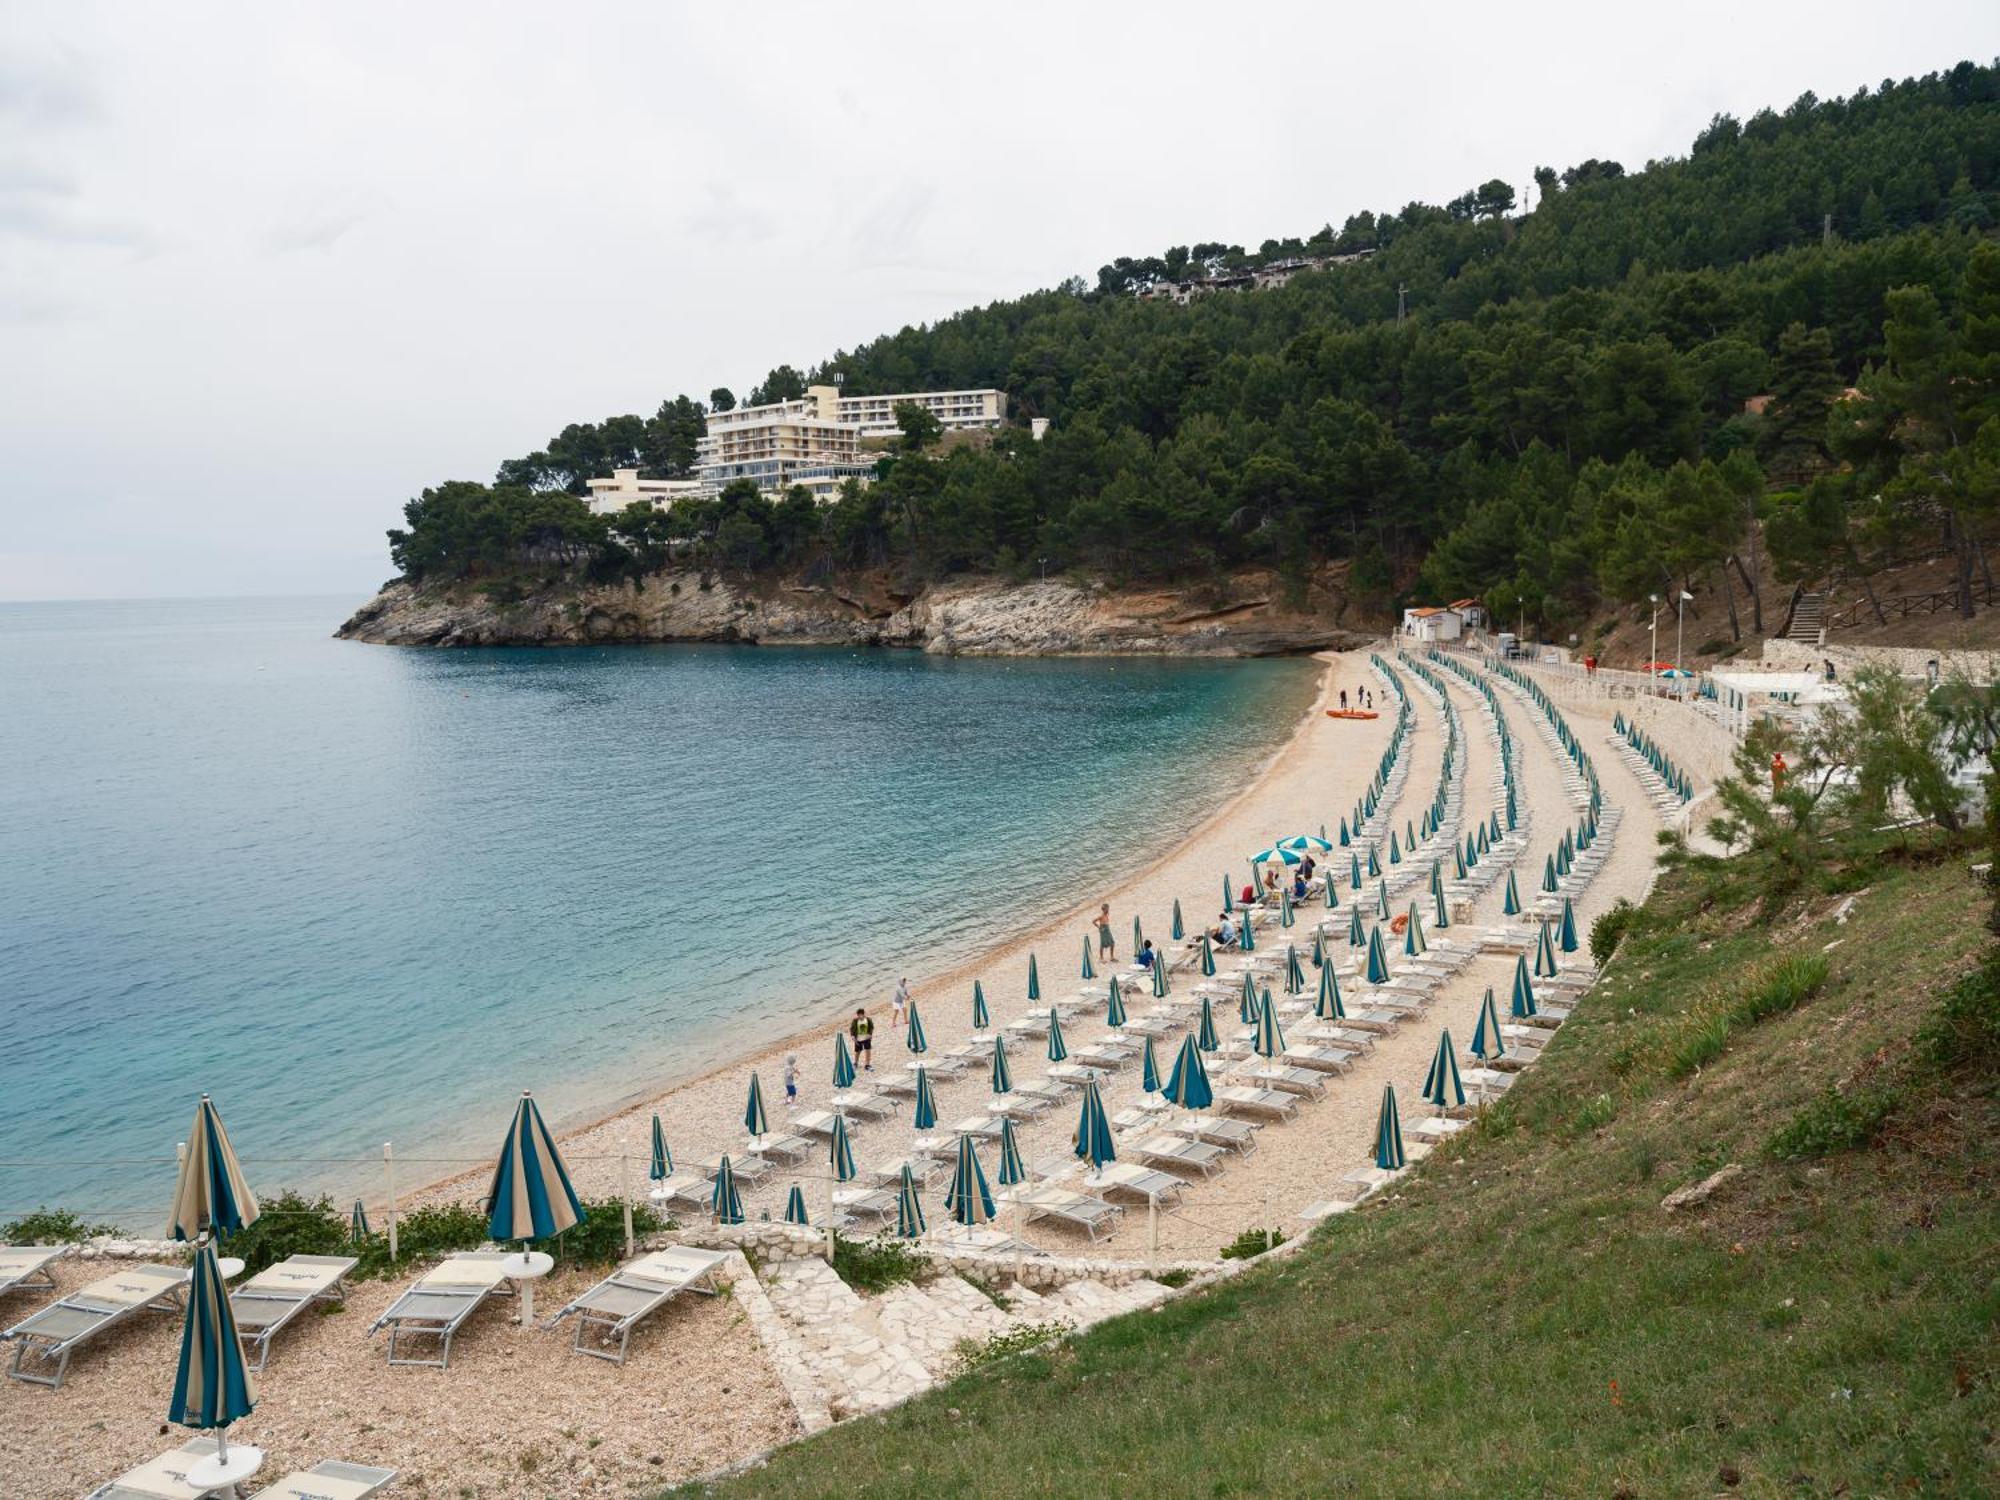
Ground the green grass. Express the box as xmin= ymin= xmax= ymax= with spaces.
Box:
xmin=673 ymin=857 xmax=1998 ymax=1499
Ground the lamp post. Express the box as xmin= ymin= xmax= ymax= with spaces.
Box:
xmin=1648 ymin=594 xmax=1660 ymax=678
xmin=1675 ymin=590 xmax=1694 ymax=683
xmin=1038 ymin=557 xmax=1049 ymax=583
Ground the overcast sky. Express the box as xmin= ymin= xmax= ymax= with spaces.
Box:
xmin=3 ymin=3 xmax=1995 ymax=602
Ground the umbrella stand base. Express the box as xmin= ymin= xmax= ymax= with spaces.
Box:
xmin=501 ymin=1251 xmax=554 ymax=1329
xmin=187 ymin=1445 xmax=264 ymax=1491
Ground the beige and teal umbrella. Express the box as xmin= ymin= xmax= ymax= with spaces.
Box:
xmin=894 ymin=1164 xmax=925 ymax=1238
xmin=1373 ymin=1085 xmax=1405 ymax=1170
xmin=1422 ymin=1030 xmax=1465 ymax=1112
xmin=486 ymin=1091 xmax=583 ymax=1243
xmin=168 ymin=1095 xmax=259 ymax=1243
xmin=1470 ymin=987 xmax=1506 ymax=1061
xmin=944 ymin=1135 xmax=996 ymax=1227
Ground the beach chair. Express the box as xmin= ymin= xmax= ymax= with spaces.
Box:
xmin=1011 ymin=1184 xmax=1124 ymax=1242
xmin=229 ymin=1253 xmax=358 ymax=1372
xmin=367 ymin=1251 xmax=515 ymax=1369
xmin=827 ymin=1091 xmax=896 ymax=1120
xmin=702 ymin=1153 xmax=770 ymax=1184
xmin=3 ymin=1260 xmax=188 ymax=1389
xmin=1088 ymin=1162 xmax=1186 ymax=1205
xmin=927 ymin=1224 xmax=1043 ymax=1258
xmin=86 ymin=1436 xmax=227 ymax=1499
xmin=832 ymin=1187 xmax=897 ymax=1223
xmin=1281 ymin=1044 xmax=1356 ymax=1075
xmin=748 ymin=1132 xmax=812 ymax=1164
xmin=1130 ymin=1133 xmax=1227 ymax=1179
xmin=991 ymin=1092 xmax=1054 ymax=1120
xmin=1217 ymin=1086 xmax=1299 ymax=1121
xmin=949 ymin=1115 xmax=1004 ymax=1139
xmin=1167 ymin=1114 xmax=1261 ymax=1154
xmin=648 ymin=1172 xmax=715 ymax=1208
xmin=0 ymin=1245 xmax=64 ymax=1304
xmin=546 ymin=1245 xmax=729 ymax=1364
xmin=247 ymin=1461 xmax=397 ymax=1499
xmin=791 ymin=1110 xmax=845 ymax=1138
xmin=1230 ymin=1064 xmax=1327 ymax=1099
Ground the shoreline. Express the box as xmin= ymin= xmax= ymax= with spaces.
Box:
xmin=399 ymin=648 xmax=1354 ymax=1210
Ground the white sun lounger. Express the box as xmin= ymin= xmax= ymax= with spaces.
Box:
xmin=1282 ymin=1045 xmax=1356 ymax=1074
xmin=1131 ymin=1133 xmax=1227 ymax=1179
xmin=546 ymin=1245 xmax=729 ymax=1364
xmin=748 ymin=1132 xmax=813 ymax=1164
xmin=827 ymin=1091 xmax=897 ymax=1120
xmin=247 ymin=1461 xmax=397 ymax=1499
xmin=648 ymin=1173 xmax=715 ymax=1208
xmin=991 ymin=1092 xmax=1055 ymax=1120
xmin=367 ymin=1251 xmax=515 ymax=1369
xmin=832 ymin=1187 xmax=897 ymax=1222
xmin=1217 ymin=1086 xmax=1299 ymax=1121
xmin=86 ymin=1436 xmax=227 ymax=1499
xmin=1229 ymin=1064 xmax=1326 ymax=1099
xmin=229 ymin=1253 xmax=358 ymax=1372
xmin=4 ymin=1261 xmax=188 ymax=1389
xmin=1088 ymin=1162 xmax=1186 ymax=1205
xmin=0 ymin=1246 xmax=64 ymax=1304
xmin=927 ymin=1224 xmax=1044 ymax=1258
xmin=792 ymin=1110 xmax=845 ymax=1137
xmin=1166 ymin=1114 xmax=1260 ymax=1154
xmin=1011 ymin=1184 xmax=1124 ymax=1242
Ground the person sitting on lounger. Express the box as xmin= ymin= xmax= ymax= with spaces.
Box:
xmin=1137 ymin=939 xmax=1155 ymax=969
xmin=1213 ymin=915 xmax=1237 ymax=947
xmin=1291 ymin=873 xmax=1309 ymax=901
xmin=1263 ymin=869 xmax=1279 ymax=898
xmin=1300 ymin=855 xmax=1316 ymax=881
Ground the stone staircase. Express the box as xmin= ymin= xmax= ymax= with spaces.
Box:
xmin=1785 ymin=591 xmax=1827 ymax=643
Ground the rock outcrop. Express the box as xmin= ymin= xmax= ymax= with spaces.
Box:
xmin=336 ymin=572 xmax=1372 ymax=657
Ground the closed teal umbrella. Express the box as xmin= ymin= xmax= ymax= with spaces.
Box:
xmin=1423 ymin=1030 xmax=1465 ymax=1111
xmin=1316 ymin=962 xmax=1345 ymax=1020
xmin=1350 ymin=853 xmax=1363 ymax=889
xmin=912 ymin=1065 xmax=938 ymax=1131
xmin=743 ymin=1074 xmax=771 ymax=1143
xmin=1072 ymin=1077 xmax=1116 ymax=1172
xmin=1367 ymin=845 xmax=1382 ymax=878
xmin=1376 ymin=881 xmax=1391 ymax=920
xmin=1374 ymin=1086 xmax=1405 ymax=1170
xmin=1311 ymin=928 xmax=1326 ymax=967
xmin=168 ymin=1241 xmax=256 ymax=1472
xmin=1199 ymin=934 xmax=1216 ymax=976
xmin=906 ymin=1000 xmax=928 ymax=1055
xmin=784 ymin=1185 xmax=810 ymax=1226
xmin=1046 ymin=1008 xmax=1068 ymax=1063
xmin=349 ymin=1199 xmax=370 ymax=1244
xmin=1132 ymin=914 xmax=1144 ymax=952
xmin=712 ymin=1156 xmax=745 ymax=1224
xmin=1534 ymin=920 xmax=1559 ymax=978
xmin=649 ymin=1114 xmax=672 ymax=1182
xmin=1325 ymin=873 xmax=1339 ymax=909
xmin=1510 ymin=954 xmax=1538 ymax=1018
xmin=1028 ymin=953 xmax=1041 ymax=1000
xmin=1404 ymin=904 xmax=1427 ymax=957
xmin=1162 ymin=1033 xmax=1214 ymax=1110
xmin=1239 ymin=972 xmax=1260 ymax=1024
xmin=1559 ymin=897 xmax=1579 ymax=953
xmin=1141 ymin=1036 xmax=1162 ymax=1094
xmin=833 ymin=1034 xmax=857 ymax=1090
xmin=487 ymin=1091 xmax=584 ymax=1243
xmin=1406 ymin=818 xmax=1417 ymax=849
xmin=1081 ymin=935 xmax=1096 ymax=980
xmin=1280 ymin=887 xmax=1295 ymax=928
xmin=1253 ymin=990 xmax=1286 ymax=1059
xmin=829 ymin=1114 xmax=857 ymax=1183
xmin=1428 ymin=861 xmax=1443 ymax=897
xmin=1365 ymin=926 xmax=1392 ymax=984
xmin=1338 ymin=817 xmax=1350 ymax=845
xmin=895 ymin=1164 xmax=925 ymax=1239
xmin=997 ymin=1117 xmax=1027 ymax=1187
xmin=168 ymin=1095 xmax=259 ymax=1245
xmin=1222 ymin=873 xmax=1234 ymax=913
xmin=1541 ymin=854 xmax=1559 ymax=893
xmin=1172 ymin=899 xmax=1185 ymax=940
xmin=1151 ymin=952 xmax=1169 ymax=998
xmin=1470 ymin=987 xmax=1506 ymax=1061
xmin=1284 ymin=944 xmax=1306 ymax=994
xmin=1502 ymin=869 xmax=1521 ymax=916
xmin=1348 ymin=906 xmax=1366 ymax=946
xmin=945 ymin=1135 xmax=997 ymax=1227
xmin=1240 ymin=912 xmax=1256 ymax=952
xmin=1196 ymin=996 xmax=1220 ymax=1052
xmin=1388 ymin=830 xmax=1401 ymax=866
xmin=990 ymin=1035 xmax=1014 ymax=1096
xmin=1105 ymin=976 xmax=1127 ymax=1028
xmin=972 ymin=981 xmax=991 ymax=1032
xmin=1433 ymin=884 xmax=1451 ymax=931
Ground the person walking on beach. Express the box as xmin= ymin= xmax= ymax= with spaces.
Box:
xmin=1339 ymin=688 xmax=1349 ymax=711
xmin=891 ymin=977 xmax=910 ymax=1033
xmin=1095 ymin=903 xmax=1116 ymax=961
xmin=784 ymin=1054 xmax=799 ymax=1108
xmin=850 ymin=1008 xmax=874 ymax=1071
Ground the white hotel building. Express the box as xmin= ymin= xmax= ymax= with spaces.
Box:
xmin=693 ymin=384 xmax=1008 ymax=501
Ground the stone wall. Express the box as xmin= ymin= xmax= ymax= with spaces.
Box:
xmin=1761 ymin=637 xmax=2000 ymax=681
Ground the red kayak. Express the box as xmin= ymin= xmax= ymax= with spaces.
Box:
xmin=1325 ymin=709 xmax=1380 ymax=720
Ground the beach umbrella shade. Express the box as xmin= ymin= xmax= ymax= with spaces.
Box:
xmin=1311 ymin=929 xmax=1326 ymax=967
xmin=1423 ymin=1030 xmax=1466 ymax=1112
xmin=1429 ymin=861 xmax=1443 ymax=897
xmin=1281 ymin=834 xmax=1333 ymax=853
xmin=649 ymin=1114 xmax=672 ymax=1182
xmin=784 ymin=1185 xmax=810 ymax=1226
xmin=912 ymin=1065 xmax=939 ymax=1131
xmin=1535 ymin=920 xmax=1560 ymax=979
xmin=829 ymin=1114 xmax=858 ymax=1183
xmin=1338 ymin=817 xmax=1350 ymax=846
xmin=167 ymin=1241 xmax=257 ymax=1476
xmin=1502 ymin=870 xmax=1521 ymax=916
xmin=1239 ymin=972 xmax=1260 ymax=1024
xmin=1325 ymin=874 xmax=1338 ymax=909
xmin=1559 ymin=897 xmax=1579 ymax=954
xmin=1151 ymin=953 xmax=1169 ymax=998
xmin=1285 ymin=944 xmax=1306 ymax=994
xmin=906 ymin=1000 xmax=928 ymax=1054
xmin=1222 ymin=874 xmax=1234 ymax=913
xmin=1027 ymin=954 xmax=1041 ymax=1000
xmin=1406 ymin=819 xmax=1417 ymax=849
xmin=1510 ymin=954 xmax=1538 ymax=1018
xmin=1374 ymin=1085 xmax=1406 ymax=1171
xmin=990 ymin=1035 xmax=1014 ymax=1096
xmin=1404 ymin=904 xmax=1427 ymax=956
xmin=1470 ymin=987 xmax=1507 ymax=1061
xmin=1196 ymin=996 xmax=1220 ymax=1052
xmin=1199 ymin=934 xmax=1216 ymax=976
xmin=1347 ymin=906 xmax=1367 ymax=946
xmin=1161 ymin=1034 xmax=1214 ymax=1111
xmin=1433 ymin=884 xmax=1451 ymax=931
xmin=1350 ymin=853 xmax=1362 ymax=890
xmin=1080 ymin=935 xmax=1096 ymax=980
xmin=486 ymin=1090 xmax=583 ymax=1243
xmin=1172 ymin=900 xmax=1185 ymax=940
xmin=1253 ymin=990 xmax=1286 ymax=1059
xmin=1280 ymin=887 xmax=1294 ymax=928
xmin=349 ymin=1199 xmax=370 ymax=1244
xmin=1375 ymin=882 xmax=1391 ymax=919
xmin=743 ymin=1074 xmax=771 ymax=1142
xmin=1315 ymin=960 xmax=1345 ymax=1020
xmin=971 ymin=981 xmax=990 ymax=1032
xmin=1388 ymin=831 xmax=1401 ymax=866
xmin=1365 ymin=926 xmax=1392 ymax=985
xmin=1541 ymin=854 xmax=1559 ymax=894
xmin=1367 ymin=845 xmax=1383 ymax=877
xmin=1072 ymin=1077 xmax=1116 ymax=1173
xmin=1240 ymin=912 xmax=1256 ymax=952
xmin=1132 ymin=914 xmax=1144 ymax=952
xmin=168 ymin=1095 xmax=259 ymax=1243
xmin=1046 ymin=1008 xmax=1068 ymax=1063
xmin=1490 ymin=810 xmax=1503 ymax=842
xmin=712 ymin=1156 xmax=745 ymax=1225
xmin=894 ymin=1164 xmax=925 ymax=1239
xmin=944 ymin=1135 xmax=997 ymax=1227
xmin=996 ymin=1117 xmax=1027 ymax=1186
xmin=1141 ymin=1036 xmax=1162 ymax=1094
xmin=832 ymin=1033 xmax=857 ymax=1090
xmin=1252 ymin=845 xmax=1302 ymax=866
xmin=1105 ymin=976 xmax=1128 ymax=1028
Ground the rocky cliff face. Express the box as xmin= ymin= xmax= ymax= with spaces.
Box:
xmin=335 ymin=572 xmax=1371 ymax=657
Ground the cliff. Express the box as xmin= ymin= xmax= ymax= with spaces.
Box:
xmin=335 ymin=572 xmax=1374 ymax=657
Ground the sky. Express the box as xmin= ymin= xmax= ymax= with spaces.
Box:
xmin=3 ymin=3 xmax=1996 ymax=603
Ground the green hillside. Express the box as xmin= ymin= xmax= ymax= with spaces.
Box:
xmin=676 ymin=843 xmax=1997 ymax=1498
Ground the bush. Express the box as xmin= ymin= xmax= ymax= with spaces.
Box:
xmin=1 ymin=1207 xmax=122 ymax=1244
xmin=222 ymin=1191 xmax=352 ymax=1277
xmin=1153 ymin=1268 xmax=1194 ymax=1289
xmin=1730 ymin=953 xmax=1831 ymax=1026
xmin=1219 ymin=1228 xmax=1287 ymax=1260
xmin=1666 ymin=1007 xmax=1731 ymax=1079
xmin=1919 ymin=955 xmax=2000 ymax=1075
xmin=830 ymin=1233 xmax=930 ymax=1293
xmin=1591 ymin=900 xmax=1637 ymax=967
xmin=1767 ymin=1085 xmax=1899 ymax=1158
xmin=950 ymin=1320 xmax=1070 ymax=1376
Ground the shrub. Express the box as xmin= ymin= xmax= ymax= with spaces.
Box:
xmin=1153 ymin=1268 xmax=1194 ymax=1289
xmin=1918 ymin=955 xmax=2000 ymax=1075
xmin=1666 ymin=1007 xmax=1731 ymax=1079
xmin=1730 ymin=953 xmax=1831 ymax=1026
xmin=1591 ymin=900 xmax=1638 ymax=967
xmin=1767 ymin=1085 xmax=1899 ymax=1158
xmin=1 ymin=1207 xmax=122 ymax=1244
xmin=222 ymin=1191 xmax=351 ymax=1277
xmin=950 ymin=1320 xmax=1070 ymax=1377
xmin=1571 ymin=1092 xmax=1619 ymax=1135
xmin=1219 ymin=1228 xmax=1287 ymax=1260
xmin=550 ymin=1199 xmax=673 ymax=1268
xmin=830 ymin=1233 xmax=929 ymax=1293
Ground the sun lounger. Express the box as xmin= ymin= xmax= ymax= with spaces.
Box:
xmin=1217 ymin=1086 xmax=1299 ymax=1120
xmin=4 ymin=1261 xmax=187 ymax=1389
xmin=748 ymin=1132 xmax=811 ymax=1164
xmin=1046 ymin=1063 xmax=1105 ymax=1086
xmin=367 ymin=1251 xmax=515 ymax=1368
xmin=950 ymin=1115 xmax=1004 ymax=1139
xmin=1011 ymin=1184 xmax=1124 ymax=1241
xmin=791 ymin=1110 xmax=845 ymax=1137
xmin=1069 ymin=1046 xmax=1129 ymax=1071
xmin=1282 ymin=1045 xmax=1356 ymax=1074
xmin=1014 ymin=1077 xmax=1073 ymax=1103
xmin=87 ymin=1436 xmax=229 ymax=1500
xmin=1087 ymin=1162 xmax=1186 ymax=1205
xmin=991 ymin=1092 xmax=1054 ymax=1119
xmin=1167 ymin=1114 xmax=1260 ymax=1154
xmin=229 ymin=1254 xmax=358 ymax=1371
xmin=0 ymin=1246 xmax=63 ymax=1304
xmin=547 ymin=1245 xmax=729 ymax=1364
xmin=704 ymin=1152 xmax=771 ymax=1183
xmin=927 ymin=1224 xmax=1044 ymax=1258
xmin=648 ymin=1172 xmax=714 ymax=1208
xmin=248 ymin=1461 xmax=397 ymax=1500
xmin=1110 ymin=1100 xmax=1171 ymax=1133
xmin=832 ymin=1187 xmax=897 ymax=1222
xmin=1131 ymin=1133 xmax=1227 ymax=1179
xmin=1230 ymin=1064 xmax=1326 ymax=1099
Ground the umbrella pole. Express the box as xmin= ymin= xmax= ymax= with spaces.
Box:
xmin=383 ymin=1142 xmax=399 ymax=1262
xmin=620 ymin=1154 xmax=634 ymax=1259
xmin=1147 ymin=1193 xmax=1158 ymax=1276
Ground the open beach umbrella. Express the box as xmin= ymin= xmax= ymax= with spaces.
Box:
xmin=168 ymin=1241 xmax=257 ymax=1479
xmin=894 ymin=1164 xmax=925 ymax=1239
xmin=1251 ymin=844 xmax=1303 ymax=867
xmin=1046 ymin=1008 xmax=1068 ymax=1063
xmin=906 ymin=1000 xmax=928 ymax=1054
xmin=1282 ymin=834 xmax=1334 ymax=854
xmin=1534 ymin=920 xmax=1560 ymax=979
xmin=1161 ymin=1034 xmax=1214 ymax=1111
xmin=1105 ymin=976 xmax=1128 ymax=1028
xmin=1510 ymin=954 xmax=1538 ymax=1018
xmin=996 ymin=1117 xmax=1027 ymax=1186
xmin=1347 ymin=906 xmax=1366 ymax=946
xmin=990 ymin=1035 xmax=1014 ymax=1096
xmin=1470 ymin=987 xmax=1506 ymax=1061
xmin=971 ymin=981 xmax=990 ymax=1032
xmin=1172 ymin=899 xmax=1185 ymax=940
xmin=1404 ymin=904 xmax=1428 ymax=957
xmin=487 ymin=1090 xmax=583 ymax=1243
xmin=349 ymin=1199 xmax=370 ymax=1244
xmin=1423 ymin=1030 xmax=1466 ymax=1112
xmin=649 ymin=1114 xmax=672 ymax=1183
xmin=1196 ymin=996 xmax=1220 ymax=1052
xmin=1199 ymin=934 xmax=1216 ymax=977
xmin=1141 ymin=1036 xmax=1162 ymax=1094
xmin=832 ymin=1034 xmax=857 ymax=1091
xmin=1319 ymin=943 xmax=1355 ymax=1014
xmin=743 ymin=1074 xmax=771 ymax=1143
xmin=1559 ymin=897 xmax=1579 ymax=954
xmin=712 ymin=1156 xmax=744 ymax=1225
xmin=1253 ymin=990 xmax=1286 ymax=1059
xmin=829 ymin=1113 xmax=857 ymax=1182
xmin=784 ymin=1185 xmax=809 ymax=1226
xmin=1502 ymin=870 xmax=1521 ymax=916
xmin=912 ymin=1065 xmax=939 ymax=1131
xmin=168 ymin=1095 xmax=259 ymax=1243
xmin=1374 ymin=1086 xmax=1406 ymax=1171
xmin=945 ymin=1135 xmax=997 ymax=1227
xmin=1239 ymin=972 xmax=1260 ymax=1024
xmin=1072 ymin=1078 xmax=1116 ymax=1173
xmin=1151 ymin=953 xmax=1169 ymax=998
xmin=1080 ymin=936 xmax=1096 ymax=980
xmin=1028 ymin=953 xmax=1041 ymax=1000
xmin=1365 ymin=926 xmax=1392 ymax=985
xmin=1285 ymin=944 xmax=1306 ymax=994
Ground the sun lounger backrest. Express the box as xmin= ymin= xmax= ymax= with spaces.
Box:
xmin=248 ymin=1461 xmax=397 ymax=1500
xmin=0 ymin=1247 xmax=61 ymax=1282
xmin=240 ymin=1254 xmax=356 ymax=1298
xmin=76 ymin=1263 xmax=186 ymax=1307
xmin=91 ymin=1437 xmax=223 ymax=1500
xmin=417 ymin=1255 xmax=510 ymax=1291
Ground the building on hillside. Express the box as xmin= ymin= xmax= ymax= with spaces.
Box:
xmin=1400 ymin=605 xmax=1463 ymax=643
xmin=832 ymin=387 xmax=1007 ymax=438
xmin=1449 ymin=597 xmax=1487 ymax=631
xmin=585 ymin=469 xmax=704 ymax=515
xmin=690 ymin=384 xmax=1007 ymax=498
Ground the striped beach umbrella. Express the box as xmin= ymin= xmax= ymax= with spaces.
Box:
xmin=1534 ymin=920 xmax=1560 ymax=978
xmin=1350 ymin=853 xmax=1362 ymax=890
xmin=1151 ymin=952 xmax=1169 ymax=998
xmin=1375 ymin=882 xmax=1391 ymax=919
xmin=168 ymin=1095 xmax=259 ymax=1243
xmin=1490 ymin=810 xmax=1504 ymax=842
xmin=1541 ymin=854 xmax=1559 ymax=894
xmin=1105 ymin=976 xmax=1128 ymax=1028
xmin=1365 ymin=926 xmax=1392 ymax=985
xmin=972 ymin=981 xmax=991 ymax=1032
xmin=1222 ymin=873 xmax=1234 ymax=912
xmin=1285 ymin=944 xmax=1306 ymax=994
xmin=894 ymin=1164 xmax=925 ymax=1238
xmin=712 ymin=1156 xmax=744 ymax=1224
xmin=168 ymin=1241 xmax=256 ymax=1460
xmin=1027 ymin=953 xmax=1041 ymax=1001
xmin=1081 ymin=935 xmax=1096 ymax=980
xmin=1374 ymin=1085 xmax=1406 ymax=1171
xmin=1239 ymin=972 xmax=1260 ymax=1025
xmin=1073 ymin=1077 xmax=1116 ymax=1173
xmin=784 ymin=1184 xmax=809 ymax=1226
xmin=486 ymin=1091 xmax=583 ymax=1242
xmin=1406 ymin=818 xmax=1417 ymax=850
xmin=1196 ymin=996 xmax=1220 ymax=1052
xmin=906 ymin=1000 xmax=928 ymax=1054
xmin=996 ymin=1116 xmax=1027 ymax=1186
xmin=1311 ymin=928 xmax=1326 ymax=968
xmin=1367 ymin=844 xmax=1382 ymax=878
xmin=1240 ymin=912 xmax=1256 ymax=952
xmin=944 ymin=1135 xmax=997 ymax=1227
xmin=1132 ymin=914 xmax=1144 ymax=952
xmin=1325 ymin=872 xmax=1339 ymax=908
xmin=1510 ymin=954 xmax=1538 ymax=1018
xmin=1404 ymin=904 xmax=1427 ymax=957
xmin=1162 ymin=1035 xmax=1214 ymax=1110
xmin=1282 ymin=834 xmax=1334 ymax=854
xmin=1253 ymin=990 xmax=1286 ymax=1059
xmin=833 ymin=1033 xmax=857 ymax=1090
xmin=349 ymin=1199 xmax=370 ymax=1244
xmin=1433 ymin=884 xmax=1451 ymax=931
xmin=1347 ymin=905 xmax=1366 ymax=946
xmin=1429 ymin=860 xmax=1443 ymax=898
xmin=1280 ymin=887 xmax=1295 ymax=928
xmin=829 ymin=1113 xmax=857 ymax=1183
xmin=990 ymin=1035 xmax=1014 ymax=1095
xmin=1423 ymin=1030 xmax=1465 ymax=1111
xmin=743 ymin=1074 xmax=770 ymax=1142
xmin=1470 ymin=987 xmax=1506 ymax=1061
xmin=1141 ymin=1036 xmax=1162 ymax=1094
xmin=1046 ymin=1008 xmax=1068 ymax=1063
xmin=649 ymin=1114 xmax=672 ymax=1182
xmin=1559 ymin=897 xmax=1579 ymax=954
xmin=1387 ymin=830 xmax=1401 ymax=866
xmin=1456 ymin=840 xmax=1470 ymax=879
xmin=1199 ymin=934 xmax=1216 ymax=976
xmin=1502 ymin=869 xmax=1521 ymax=916
xmin=1172 ymin=899 xmax=1185 ymax=940
xmin=912 ymin=1065 xmax=939 ymax=1131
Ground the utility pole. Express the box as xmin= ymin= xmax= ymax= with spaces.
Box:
xmin=1396 ymin=284 xmax=1408 ymax=323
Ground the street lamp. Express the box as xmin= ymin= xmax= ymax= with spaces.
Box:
xmin=1675 ymin=590 xmax=1694 ymax=681
xmin=1038 ymin=556 xmax=1049 ymax=582
xmin=1648 ymin=594 xmax=1660 ymax=676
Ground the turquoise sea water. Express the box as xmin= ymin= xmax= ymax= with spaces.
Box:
xmin=0 ymin=597 xmax=1316 ymax=1225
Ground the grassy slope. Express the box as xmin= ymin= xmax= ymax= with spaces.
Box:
xmin=681 ymin=856 xmax=1997 ymax=1499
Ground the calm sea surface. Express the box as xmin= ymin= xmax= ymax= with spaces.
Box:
xmin=0 ymin=596 xmax=1316 ymax=1225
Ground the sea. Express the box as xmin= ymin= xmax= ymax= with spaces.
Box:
xmin=0 ymin=596 xmax=1317 ymax=1227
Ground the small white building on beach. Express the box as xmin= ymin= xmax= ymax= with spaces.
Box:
xmin=1400 ymin=606 xmax=1463 ymax=643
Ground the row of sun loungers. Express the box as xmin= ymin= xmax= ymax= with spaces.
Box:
xmin=5 ymin=1261 xmax=187 ymax=1390
xmin=89 ymin=1440 xmax=395 ymax=1500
